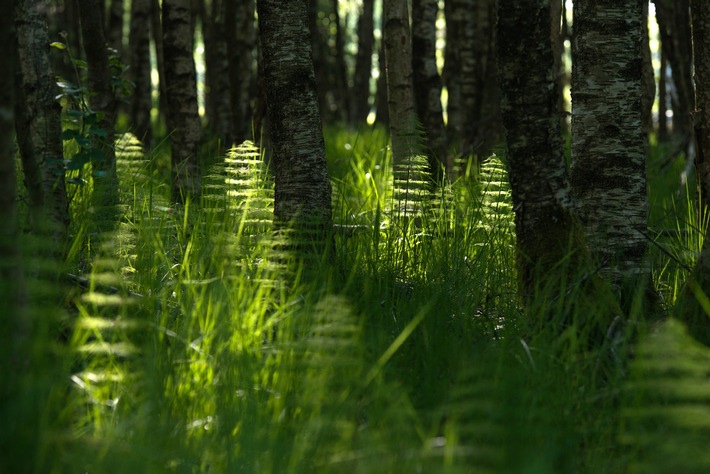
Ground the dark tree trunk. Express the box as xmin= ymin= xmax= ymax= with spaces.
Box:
xmin=257 ymin=0 xmax=333 ymax=252
xmin=446 ymin=0 xmax=501 ymax=159
xmin=201 ymin=0 xmax=234 ymax=147
xmin=152 ymin=0 xmax=169 ymax=130
xmin=659 ymin=50 xmax=669 ymax=141
xmin=351 ymin=0 xmax=374 ymax=126
xmin=163 ymin=0 xmax=202 ymax=201
xmin=106 ymin=0 xmax=124 ymax=55
xmin=308 ymin=0 xmax=331 ymax=123
xmin=0 ymin=0 xmax=24 ymax=333
xmin=331 ymin=0 xmax=350 ymax=123
xmin=692 ymin=0 xmax=710 ymax=208
xmin=14 ymin=0 xmax=69 ymax=233
xmin=655 ymin=0 xmax=695 ymax=152
xmin=375 ymin=37 xmax=389 ymax=126
xmin=225 ymin=0 xmax=256 ymax=143
xmin=47 ymin=0 xmax=83 ymax=81
xmin=570 ymin=0 xmax=649 ymax=289
xmin=78 ymin=0 xmax=119 ymax=208
xmin=412 ymin=0 xmax=449 ymax=179
xmin=383 ymin=0 xmax=419 ymax=164
xmin=498 ymin=0 xmax=619 ymax=339
xmin=498 ymin=0 xmax=577 ymax=294
xmin=442 ymin=0 xmax=464 ymax=151
xmin=128 ymin=0 xmax=153 ymax=148
xmin=676 ymin=0 xmax=710 ymax=345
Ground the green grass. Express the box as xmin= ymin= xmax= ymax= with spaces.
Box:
xmin=3 ymin=126 xmax=710 ymax=473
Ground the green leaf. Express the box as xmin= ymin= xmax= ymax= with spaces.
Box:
xmin=89 ymin=127 xmax=108 ymax=138
xmin=50 ymin=42 xmax=67 ymax=50
xmin=61 ymin=129 xmax=80 ymax=140
xmin=65 ymin=109 xmax=86 ymax=118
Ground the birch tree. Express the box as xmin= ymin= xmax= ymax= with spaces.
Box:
xmin=78 ymin=0 xmax=119 ymax=208
xmin=383 ymin=0 xmax=418 ymax=164
xmin=497 ymin=0 xmax=578 ymax=295
xmin=162 ymin=0 xmax=202 ymax=201
xmin=257 ymin=0 xmax=333 ymax=252
xmin=412 ymin=0 xmax=448 ymax=179
xmin=569 ymin=0 xmax=649 ymax=290
xmin=0 ymin=0 xmax=23 ymax=323
xmin=677 ymin=0 xmax=710 ymax=344
xmin=225 ymin=0 xmax=256 ymax=143
xmin=498 ymin=0 xmax=620 ymax=342
xmin=14 ymin=0 xmax=69 ymax=233
xmin=350 ymin=0 xmax=375 ymax=126
xmin=128 ymin=0 xmax=153 ymax=148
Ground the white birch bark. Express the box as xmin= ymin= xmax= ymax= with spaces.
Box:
xmin=570 ymin=0 xmax=648 ymax=285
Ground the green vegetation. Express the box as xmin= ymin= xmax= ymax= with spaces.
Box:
xmin=4 ymin=127 xmax=710 ymax=473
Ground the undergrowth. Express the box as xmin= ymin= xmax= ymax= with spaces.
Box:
xmin=2 ymin=127 xmax=710 ymax=473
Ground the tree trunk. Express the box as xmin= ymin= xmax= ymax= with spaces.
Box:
xmin=308 ymin=0 xmax=331 ymax=123
xmin=0 ymin=0 xmax=24 ymax=327
xmin=659 ymin=50 xmax=669 ymax=142
xmin=350 ymin=0 xmax=374 ymax=126
xmin=128 ymin=0 xmax=153 ymax=148
xmin=152 ymin=0 xmax=169 ymax=131
xmin=444 ymin=0 xmax=500 ymax=159
xmin=498 ymin=0 xmax=576 ymax=295
xmin=14 ymin=0 xmax=69 ymax=233
xmin=256 ymin=0 xmax=333 ymax=252
xmin=442 ymin=0 xmax=464 ymax=151
xmin=383 ymin=0 xmax=419 ymax=163
xmin=106 ymin=0 xmax=125 ymax=55
xmin=498 ymin=0 xmax=619 ymax=341
xmin=570 ymin=0 xmax=649 ymax=289
xmin=162 ymin=0 xmax=202 ymax=202
xmin=411 ymin=0 xmax=449 ymax=179
xmin=691 ymin=0 xmax=710 ymax=208
xmin=460 ymin=0 xmax=500 ymax=159
xmin=677 ymin=0 xmax=710 ymax=344
xmin=78 ymin=0 xmax=119 ymax=208
xmin=375 ymin=37 xmax=389 ymax=126
xmin=332 ymin=0 xmax=350 ymax=123
xmin=201 ymin=0 xmax=234 ymax=147
xmin=225 ymin=0 xmax=256 ymax=143
xmin=655 ymin=0 xmax=695 ymax=153
xmin=47 ymin=0 xmax=83 ymax=82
